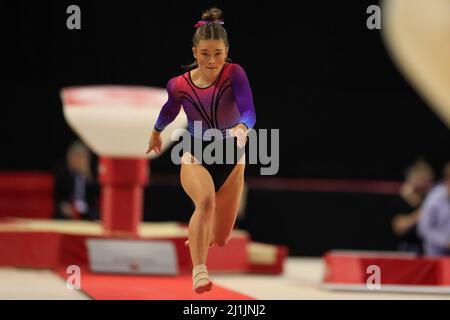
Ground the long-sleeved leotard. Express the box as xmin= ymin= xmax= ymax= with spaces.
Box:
xmin=154 ymin=63 xmax=256 ymax=139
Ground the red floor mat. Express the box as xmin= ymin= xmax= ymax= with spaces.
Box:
xmin=55 ymin=266 xmax=255 ymax=300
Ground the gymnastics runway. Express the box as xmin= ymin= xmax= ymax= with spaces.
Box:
xmin=1 ymin=217 xmax=448 ymax=300
xmin=2 ymin=174 xmax=450 ymax=300
xmin=1 ymin=257 xmax=449 ymax=300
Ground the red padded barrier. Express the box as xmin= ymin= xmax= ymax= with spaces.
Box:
xmin=0 ymin=172 xmax=54 ymax=219
xmin=324 ymin=251 xmax=450 ymax=286
xmin=0 ymin=232 xmax=61 ymax=268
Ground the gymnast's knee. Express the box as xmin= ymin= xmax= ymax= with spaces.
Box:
xmin=195 ymin=196 xmax=215 ymax=220
xmin=216 ymin=236 xmax=231 ymax=247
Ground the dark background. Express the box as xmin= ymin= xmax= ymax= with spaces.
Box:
xmin=2 ymin=0 xmax=449 ymax=255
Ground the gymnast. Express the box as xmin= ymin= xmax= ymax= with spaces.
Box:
xmin=146 ymin=7 xmax=256 ymax=293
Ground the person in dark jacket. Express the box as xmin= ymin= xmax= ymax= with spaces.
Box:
xmin=391 ymin=159 xmax=434 ymax=254
xmin=53 ymin=141 xmax=99 ymax=221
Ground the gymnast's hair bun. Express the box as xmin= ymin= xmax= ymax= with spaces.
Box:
xmin=201 ymin=7 xmax=223 ymax=21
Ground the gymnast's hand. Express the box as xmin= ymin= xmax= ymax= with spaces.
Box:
xmin=229 ymin=123 xmax=248 ymax=149
xmin=146 ymin=130 xmax=162 ymax=155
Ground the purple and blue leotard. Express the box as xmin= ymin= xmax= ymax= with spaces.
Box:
xmin=154 ymin=63 xmax=256 ymax=139
xmin=154 ymin=62 xmax=256 ymax=191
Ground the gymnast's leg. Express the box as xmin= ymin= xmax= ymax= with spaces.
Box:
xmin=180 ymin=152 xmax=215 ymax=293
xmin=212 ymin=154 xmax=246 ymax=246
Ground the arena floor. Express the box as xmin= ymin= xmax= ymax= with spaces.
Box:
xmin=1 ymin=257 xmax=449 ymax=300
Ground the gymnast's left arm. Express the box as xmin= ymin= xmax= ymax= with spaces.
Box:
xmin=230 ymin=64 xmax=256 ymax=130
xmin=229 ymin=64 xmax=256 ymax=145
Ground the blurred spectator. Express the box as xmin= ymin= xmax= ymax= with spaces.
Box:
xmin=53 ymin=141 xmax=99 ymax=221
xmin=418 ymin=162 xmax=450 ymax=256
xmin=391 ymin=159 xmax=434 ymax=253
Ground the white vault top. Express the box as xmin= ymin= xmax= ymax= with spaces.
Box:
xmin=61 ymin=85 xmax=187 ymax=158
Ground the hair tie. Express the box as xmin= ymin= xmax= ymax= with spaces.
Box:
xmin=194 ymin=19 xmax=224 ymax=28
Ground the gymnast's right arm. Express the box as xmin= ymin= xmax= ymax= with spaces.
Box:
xmin=146 ymin=77 xmax=181 ymax=155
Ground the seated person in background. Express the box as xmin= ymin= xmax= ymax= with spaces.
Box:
xmin=53 ymin=141 xmax=99 ymax=221
xmin=391 ymin=159 xmax=434 ymax=254
xmin=418 ymin=162 xmax=450 ymax=256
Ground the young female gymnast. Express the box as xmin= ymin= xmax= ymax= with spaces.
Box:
xmin=146 ymin=7 xmax=256 ymax=294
